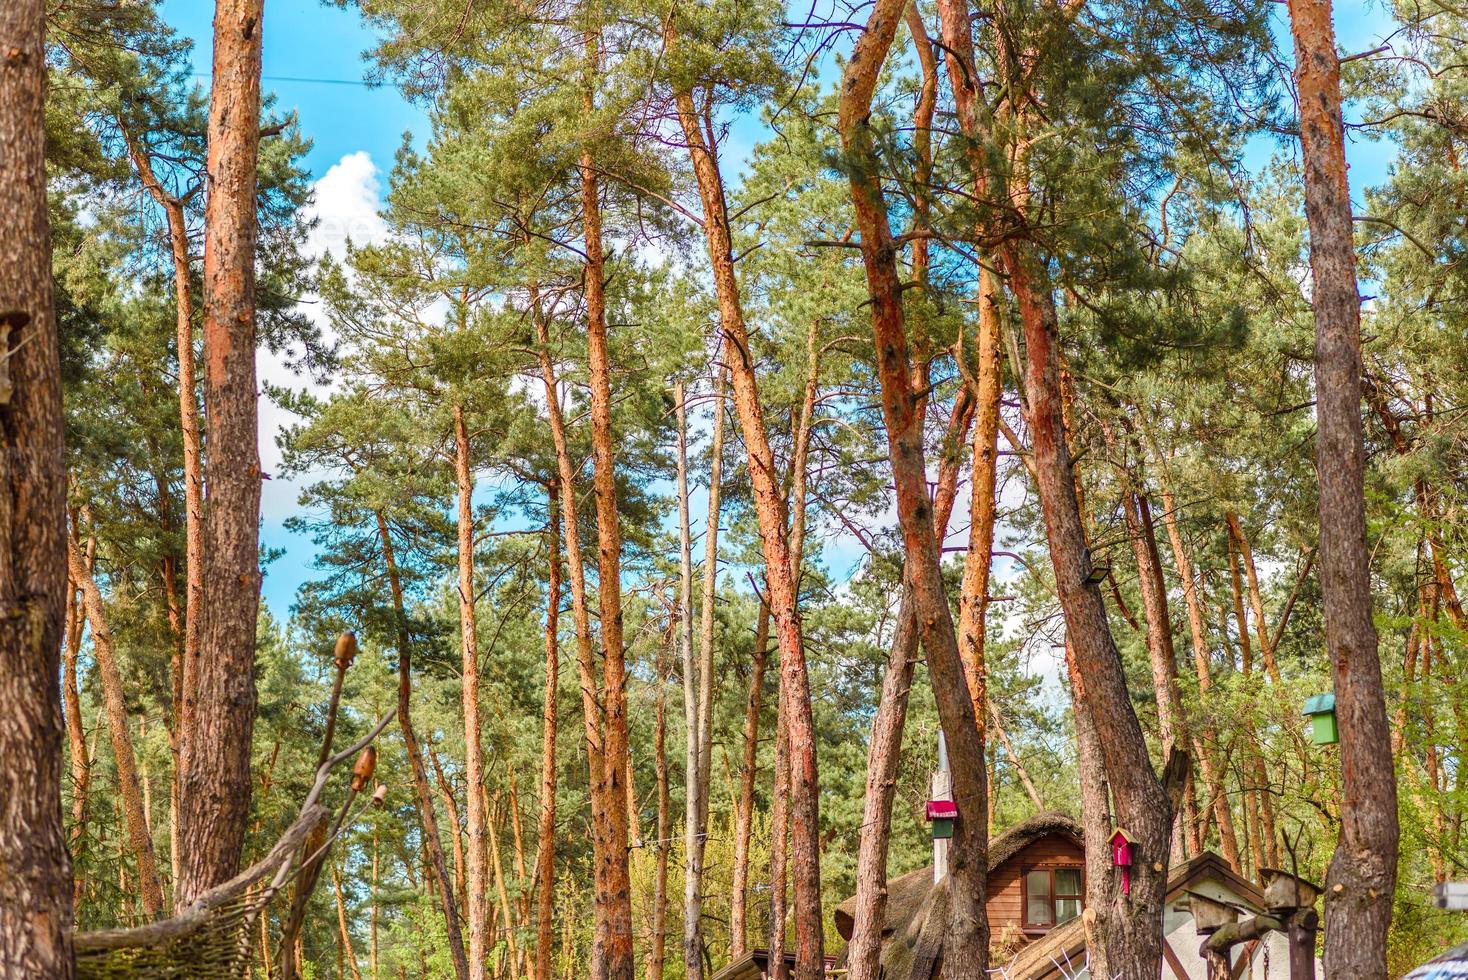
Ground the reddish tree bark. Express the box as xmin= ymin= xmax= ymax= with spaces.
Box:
xmin=64 ymin=537 xmax=93 ymax=906
xmin=534 ymin=301 xmax=611 ymax=969
xmin=1287 ymin=1 xmax=1398 ymax=971
xmin=667 ymin=49 xmax=825 ymax=979
xmin=0 ymin=0 xmax=74 ymax=967
xmin=177 ymin=0 xmax=265 ymax=906
xmin=579 ymin=139 xmax=636 ymax=980
xmin=453 ymin=404 xmax=493 ymax=980
xmin=839 ymin=5 xmax=992 ymax=977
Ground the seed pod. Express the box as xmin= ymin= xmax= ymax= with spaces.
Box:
xmin=334 ymin=632 xmax=358 ymax=670
xmin=351 ymin=745 xmax=377 ymax=792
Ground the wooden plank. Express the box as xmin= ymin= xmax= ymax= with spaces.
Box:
xmin=1162 ymin=938 xmax=1190 ymax=980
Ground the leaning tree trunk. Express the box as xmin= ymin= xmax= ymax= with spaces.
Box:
xmin=845 ymin=392 xmax=973 ymax=980
xmin=839 ymin=4 xmax=992 ymax=977
xmin=0 ymin=0 xmax=74 ymax=969
xmin=67 ymin=537 xmax=165 ymax=917
xmin=1286 ymin=0 xmax=1399 ymax=972
xmin=377 ymin=511 xmax=470 ymax=980
xmin=666 ymin=49 xmax=825 ymax=980
xmin=177 ymin=0 xmax=265 ymax=907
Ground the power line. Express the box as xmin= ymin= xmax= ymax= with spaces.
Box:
xmin=191 ymin=72 xmax=375 ymax=88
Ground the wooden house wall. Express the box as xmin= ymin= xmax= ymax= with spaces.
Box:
xmin=986 ymin=833 xmax=1087 ymax=953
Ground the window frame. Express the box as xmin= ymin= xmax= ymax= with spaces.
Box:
xmin=1020 ymin=864 xmax=1086 ymax=934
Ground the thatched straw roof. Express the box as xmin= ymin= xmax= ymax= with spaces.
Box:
xmin=833 ymin=811 xmax=1083 ymax=943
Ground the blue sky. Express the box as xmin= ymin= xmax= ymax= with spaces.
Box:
xmin=156 ymin=1 xmax=1410 ymax=618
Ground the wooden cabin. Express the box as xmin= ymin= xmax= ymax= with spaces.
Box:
xmin=827 ymin=812 xmax=1087 ymax=977
xmin=820 ymin=822 xmax=1319 ymax=980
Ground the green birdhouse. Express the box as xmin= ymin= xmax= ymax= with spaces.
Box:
xmin=926 ymin=800 xmax=957 ymax=840
xmin=1303 ymin=693 xmax=1337 ymax=745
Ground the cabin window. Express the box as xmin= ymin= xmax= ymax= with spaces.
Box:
xmin=1023 ymin=867 xmax=1084 ymax=931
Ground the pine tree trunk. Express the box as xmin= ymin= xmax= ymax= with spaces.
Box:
xmin=334 ymin=866 xmax=364 ymax=980
xmin=454 ymin=405 xmax=493 ymax=980
xmin=673 ymin=380 xmax=703 ymax=980
xmin=648 ymin=625 xmax=671 ymax=980
xmin=667 ymin=61 xmax=824 ymax=980
xmin=1007 ymin=253 xmax=1180 ymax=980
xmin=956 ymin=261 xmax=1003 ymax=757
xmin=534 ymin=300 xmax=610 ymax=969
xmin=1108 ymin=464 xmax=1186 ymax=865
xmin=845 ymin=392 xmax=974 ymax=980
xmin=377 ymin=511 xmax=470 ymax=980
xmin=0 ymin=2 xmax=73 ymax=966
xmin=579 ymin=112 xmax=636 ymax=978
xmin=430 ymin=748 xmax=469 ymax=917
xmin=65 ymin=543 xmax=93 ymax=906
xmin=489 ymin=795 xmax=521 ymax=976
xmin=839 ymin=4 xmax=990 ymax=975
xmin=118 ymin=134 xmax=205 ymax=783
xmin=1150 ymin=475 xmax=1240 ymax=865
xmin=178 ymin=0 xmax=265 ymax=906
xmin=1287 ymin=1 xmax=1398 ymax=971
xmin=684 ymin=366 xmax=725 ymax=980
xmin=728 ymin=595 xmax=769 ymax=956
xmin=535 ymin=486 xmax=562 ymax=980
xmin=67 ymin=536 xmax=165 ymax=916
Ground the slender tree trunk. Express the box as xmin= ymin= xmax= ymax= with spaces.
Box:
xmin=1107 ymin=456 xmax=1186 ymax=865
xmin=178 ymin=0 xmax=265 ymax=906
xmin=533 ymin=300 xmax=609 ymax=969
xmin=647 ymin=624 xmax=671 ymax=980
xmin=64 ymin=544 xmax=92 ymax=906
xmin=667 ymin=58 xmax=823 ymax=980
xmin=377 ymin=511 xmax=470 ymax=980
xmin=957 ymin=265 xmax=1004 ymax=735
xmin=0 ymin=3 xmax=73 ymax=970
xmin=1149 ymin=479 xmax=1240 ymax=865
xmin=988 ymin=700 xmax=1044 ymax=810
xmin=579 ymin=82 xmax=636 ymax=973
xmin=728 ymin=596 xmax=768 ymax=957
xmin=845 ymin=392 xmax=974 ymax=980
xmin=1287 ymin=1 xmax=1398 ymax=970
xmin=431 ymin=748 xmax=469 ymax=917
xmin=535 ymin=486 xmax=562 ymax=980
xmin=66 ymin=536 xmax=165 ymax=917
xmin=839 ymin=5 xmax=990 ymax=976
xmin=489 ymin=795 xmax=521 ymax=977
xmin=454 ymin=405 xmax=493 ymax=980
xmin=765 ymin=319 xmax=823 ymax=964
xmin=673 ymin=381 xmax=703 ymax=980
xmin=684 ymin=367 xmax=725 ymax=980
xmin=372 ymin=832 xmax=380 ymax=979
xmin=1008 ymin=255 xmax=1180 ymax=979
xmin=118 ymin=137 xmax=205 ymax=783
xmin=334 ymin=866 xmax=364 ymax=980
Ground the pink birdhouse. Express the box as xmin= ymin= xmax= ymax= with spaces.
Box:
xmin=925 ymin=800 xmax=958 ymax=821
xmin=1109 ymin=828 xmax=1135 ymax=895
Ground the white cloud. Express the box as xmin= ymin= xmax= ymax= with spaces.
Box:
xmin=259 ymin=151 xmax=387 ymax=516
